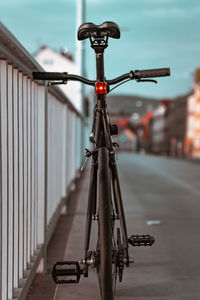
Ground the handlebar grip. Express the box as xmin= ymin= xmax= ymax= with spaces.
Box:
xmin=135 ymin=68 xmax=170 ymax=79
xmin=33 ymin=72 xmax=68 ymax=80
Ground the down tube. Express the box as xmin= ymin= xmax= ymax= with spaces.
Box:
xmin=84 ymin=157 xmax=97 ymax=257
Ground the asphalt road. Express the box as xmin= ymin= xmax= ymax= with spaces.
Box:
xmin=28 ymin=153 xmax=200 ymax=300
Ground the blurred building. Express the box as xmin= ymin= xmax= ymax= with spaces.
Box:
xmin=138 ymin=67 xmax=200 ymax=160
xmin=168 ymin=94 xmax=189 ymax=158
xmin=140 ymin=93 xmax=197 ymax=158
xmin=146 ymin=103 xmax=169 ymax=155
xmin=107 ymin=94 xmax=160 ymax=151
xmin=34 ymin=46 xmax=81 ymax=112
xmin=107 ymin=94 xmax=160 ymax=122
xmin=185 ymin=83 xmax=200 ymax=158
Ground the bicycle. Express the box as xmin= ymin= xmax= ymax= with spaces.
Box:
xmin=33 ymin=21 xmax=170 ymax=300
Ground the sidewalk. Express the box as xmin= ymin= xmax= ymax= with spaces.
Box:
xmin=26 ymin=169 xmax=91 ymax=300
xmin=53 ymin=169 xmax=100 ymax=299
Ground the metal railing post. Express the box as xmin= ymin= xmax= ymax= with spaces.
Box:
xmin=43 ymin=82 xmax=48 ymax=273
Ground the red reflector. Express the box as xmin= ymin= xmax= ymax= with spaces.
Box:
xmin=95 ymin=82 xmax=107 ymax=95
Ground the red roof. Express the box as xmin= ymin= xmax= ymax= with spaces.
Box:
xmin=140 ymin=111 xmax=154 ymax=125
xmin=116 ymin=119 xmax=129 ymax=127
xmin=161 ymin=99 xmax=171 ymax=106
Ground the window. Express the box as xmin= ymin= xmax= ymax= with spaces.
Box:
xmin=43 ymin=59 xmax=54 ymax=65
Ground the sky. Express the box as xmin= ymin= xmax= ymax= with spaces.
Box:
xmin=0 ymin=0 xmax=200 ymax=99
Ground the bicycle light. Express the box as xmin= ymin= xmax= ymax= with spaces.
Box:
xmin=95 ymin=82 xmax=107 ymax=94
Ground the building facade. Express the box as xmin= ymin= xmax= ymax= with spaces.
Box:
xmin=185 ymin=84 xmax=200 ymax=158
xmin=34 ymin=46 xmax=80 ymax=112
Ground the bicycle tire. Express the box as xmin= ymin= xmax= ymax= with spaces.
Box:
xmin=97 ymin=147 xmax=114 ymax=300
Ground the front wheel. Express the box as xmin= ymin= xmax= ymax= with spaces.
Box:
xmin=97 ymin=147 xmax=115 ymax=300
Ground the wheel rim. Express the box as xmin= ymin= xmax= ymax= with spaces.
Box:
xmin=96 ymin=216 xmax=119 ymax=297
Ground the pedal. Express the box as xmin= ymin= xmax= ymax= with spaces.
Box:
xmin=52 ymin=261 xmax=83 ymax=284
xmin=128 ymin=234 xmax=155 ymax=247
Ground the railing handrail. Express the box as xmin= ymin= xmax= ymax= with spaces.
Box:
xmin=0 ymin=22 xmax=84 ymax=120
xmin=0 ymin=22 xmax=42 ymax=75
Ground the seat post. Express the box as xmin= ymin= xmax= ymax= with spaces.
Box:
xmin=89 ymin=35 xmax=107 ymax=82
xmin=92 ymin=42 xmax=107 ymax=109
xmin=89 ymin=36 xmax=107 ymax=108
xmin=96 ymin=52 xmax=105 ymax=82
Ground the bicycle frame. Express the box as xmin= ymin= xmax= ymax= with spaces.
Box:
xmin=84 ymin=47 xmax=129 ymax=262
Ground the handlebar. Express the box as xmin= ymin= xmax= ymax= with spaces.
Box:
xmin=134 ymin=68 xmax=170 ymax=79
xmin=33 ymin=67 xmax=170 ymax=86
xmin=32 ymin=72 xmax=96 ymax=86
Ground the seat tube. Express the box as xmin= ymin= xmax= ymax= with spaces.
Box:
xmin=95 ymin=49 xmax=107 ymax=148
xmin=96 ymin=52 xmax=106 ymax=112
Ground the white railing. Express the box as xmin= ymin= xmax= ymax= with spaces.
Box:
xmin=0 ymin=23 xmax=85 ymax=300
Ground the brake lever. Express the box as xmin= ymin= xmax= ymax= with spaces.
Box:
xmin=136 ymin=78 xmax=157 ymax=84
xmin=48 ymin=80 xmax=67 ymax=86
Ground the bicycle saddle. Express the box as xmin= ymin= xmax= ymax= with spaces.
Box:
xmin=77 ymin=21 xmax=120 ymax=40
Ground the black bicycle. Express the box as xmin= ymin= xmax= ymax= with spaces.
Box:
xmin=33 ymin=21 xmax=170 ymax=300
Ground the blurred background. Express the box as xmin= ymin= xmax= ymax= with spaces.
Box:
xmin=1 ymin=2 xmax=200 ymax=300
xmin=1 ymin=0 xmax=200 ymax=158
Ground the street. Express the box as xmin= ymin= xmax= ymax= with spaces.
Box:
xmin=113 ymin=154 xmax=200 ymax=299
xmin=28 ymin=154 xmax=200 ymax=300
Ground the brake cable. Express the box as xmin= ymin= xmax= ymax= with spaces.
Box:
xmin=108 ymin=79 xmax=131 ymax=94
xmin=107 ymin=76 xmax=157 ymax=94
